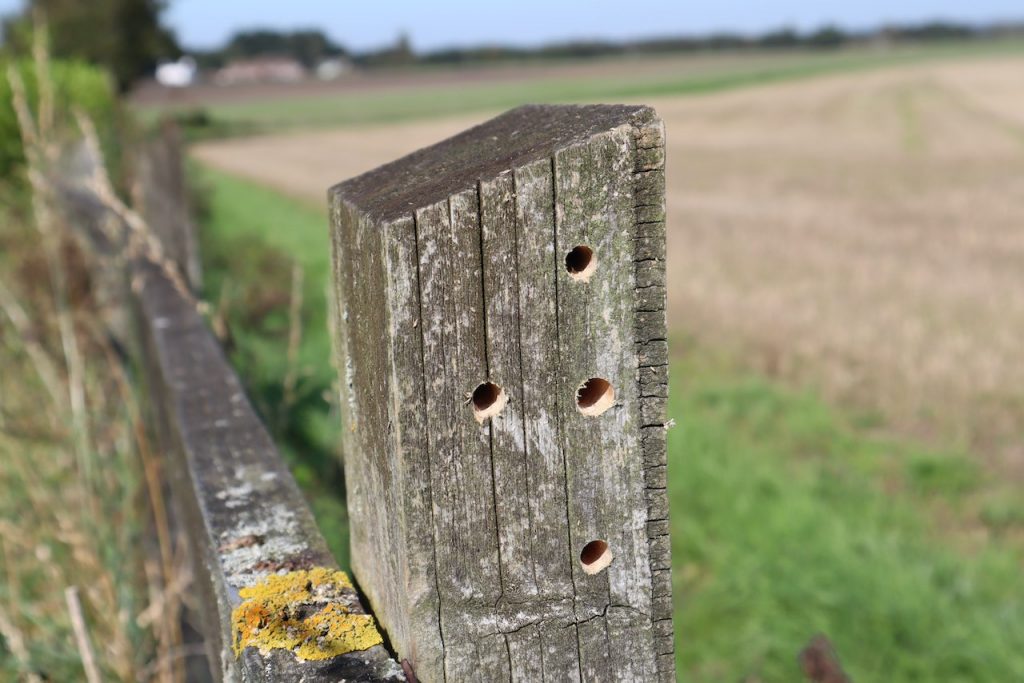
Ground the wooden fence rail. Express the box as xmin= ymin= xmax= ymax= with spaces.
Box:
xmin=57 ymin=142 xmax=404 ymax=682
xmin=59 ymin=103 xmax=673 ymax=682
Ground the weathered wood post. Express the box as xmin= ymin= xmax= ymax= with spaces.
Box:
xmin=136 ymin=122 xmax=202 ymax=289
xmin=330 ymin=105 xmax=672 ymax=681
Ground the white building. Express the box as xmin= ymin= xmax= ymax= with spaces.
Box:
xmin=155 ymin=57 xmax=197 ymax=88
xmin=316 ymin=57 xmax=353 ymax=81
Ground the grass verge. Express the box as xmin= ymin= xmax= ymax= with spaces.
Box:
xmin=195 ymin=168 xmax=1024 ymax=681
xmin=670 ymin=351 xmax=1024 ymax=681
xmin=0 ymin=195 xmax=179 ymax=682
xmin=192 ymin=164 xmax=351 ymax=567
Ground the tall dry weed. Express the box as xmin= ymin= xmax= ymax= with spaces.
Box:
xmin=0 ymin=17 xmax=189 ymax=683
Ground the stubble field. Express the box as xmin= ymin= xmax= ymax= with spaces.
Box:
xmin=192 ymin=54 xmax=1024 ymax=471
xmin=180 ymin=51 xmax=1024 ymax=678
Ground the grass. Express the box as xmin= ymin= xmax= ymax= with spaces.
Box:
xmin=670 ymin=352 xmax=1024 ymax=681
xmin=0 ymin=197 xmax=177 ymax=681
xmin=148 ymin=40 xmax=1024 ymax=137
xmin=0 ymin=43 xmax=181 ymax=678
xmin=196 ymin=169 xmax=1024 ymax=681
xmin=192 ymin=164 xmax=351 ymax=567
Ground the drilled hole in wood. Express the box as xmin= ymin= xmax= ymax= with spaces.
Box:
xmin=580 ymin=540 xmax=612 ymax=574
xmin=565 ymin=245 xmax=596 ymax=281
xmin=576 ymin=378 xmax=614 ymax=416
xmin=471 ymin=382 xmax=507 ymax=423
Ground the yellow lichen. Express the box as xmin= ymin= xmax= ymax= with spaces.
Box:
xmin=231 ymin=567 xmax=383 ymax=661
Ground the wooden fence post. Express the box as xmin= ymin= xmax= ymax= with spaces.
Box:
xmin=330 ymin=105 xmax=673 ymax=682
xmin=136 ymin=121 xmax=202 ymax=290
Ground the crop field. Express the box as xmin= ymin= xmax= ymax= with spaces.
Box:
xmin=193 ymin=52 xmax=1024 ymax=465
xmin=137 ymin=40 xmax=1024 ymax=132
xmin=187 ymin=47 xmax=1024 ymax=680
xmin=196 ymin=167 xmax=1024 ymax=681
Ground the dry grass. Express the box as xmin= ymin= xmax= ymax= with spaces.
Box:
xmin=0 ymin=215 xmax=190 ymax=682
xmin=191 ymin=54 xmax=1024 ymax=475
xmin=0 ymin=22 xmax=188 ymax=681
xmin=656 ymin=57 xmax=1024 ymax=471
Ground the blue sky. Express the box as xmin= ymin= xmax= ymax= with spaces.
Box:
xmin=1 ymin=0 xmax=1022 ymax=51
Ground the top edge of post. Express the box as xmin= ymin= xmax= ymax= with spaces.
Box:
xmin=329 ymin=104 xmax=658 ymax=223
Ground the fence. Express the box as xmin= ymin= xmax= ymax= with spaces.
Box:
xmin=59 ymin=104 xmax=673 ymax=682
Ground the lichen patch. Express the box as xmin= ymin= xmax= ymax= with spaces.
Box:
xmin=231 ymin=567 xmax=383 ymax=661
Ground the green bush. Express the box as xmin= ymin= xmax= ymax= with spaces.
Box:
xmin=0 ymin=58 xmax=117 ymax=185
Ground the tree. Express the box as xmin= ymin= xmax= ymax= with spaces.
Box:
xmin=224 ymin=29 xmax=346 ymax=68
xmin=359 ymin=31 xmax=415 ymax=67
xmin=808 ymin=25 xmax=846 ymax=49
xmin=760 ymin=27 xmax=801 ymax=49
xmin=289 ymin=30 xmax=344 ymax=68
xmin=4 ymin=0 xmax=179 ymax=90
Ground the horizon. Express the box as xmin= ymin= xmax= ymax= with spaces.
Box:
xmin=185 ymin=15 xmax=1024 ymax=56
xmin=0 ymin=0 xmax=1022 ymax=53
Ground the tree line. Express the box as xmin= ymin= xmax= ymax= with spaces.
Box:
xmin=1 ymin=0 xmax=177 ymax=90
xmin=417 ymin=21 xmax=1023 ymax=66
xmin=218 ymin=21 xmax=1024 ymax=69
xmin=1 ymin=0 xmax=1022 ymax=91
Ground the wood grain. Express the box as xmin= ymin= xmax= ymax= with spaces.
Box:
xmin=331 ymin=105 xmax=673 ymax=682
xmin=133 ymin=259 xmax=403 ymax=681
xmin=59 ymin=141 xmax=403 ymax=682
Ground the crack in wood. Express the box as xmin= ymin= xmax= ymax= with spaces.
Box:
xmin=330 ymin=105 xmax=673 ymax=682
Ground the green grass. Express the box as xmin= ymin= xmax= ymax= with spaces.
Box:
xmin=193 ymin=164 xmax=351 ymax=567
xmin=196 ymin=168 xmax=1024 ymax=681
xmin=669 ymin=353 xmax=1024 ymax=681
xmin=153 ymin=40 xmax=1024 ymax=137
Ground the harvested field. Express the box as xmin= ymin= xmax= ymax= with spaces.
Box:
xmin=192 ymin=55 xmax=1024 ymax=471
xmin=132 ymin=51 xmax=815 ymax=108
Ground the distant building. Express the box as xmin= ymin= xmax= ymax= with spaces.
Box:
xmin=315 ymin=57 xmax=353 ymax=81
xmin=214 ymin=57 xmax=306 ymax=86
xmin=155 ymin=57 xmax=197 ymax=88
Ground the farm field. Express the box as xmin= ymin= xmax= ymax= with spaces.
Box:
xmin=188 ymin=48 xmax=1024 ymax=680
xmin=193 ymin=53 xmax=1024 ymax=468
xmin=137 ymin=40 xmax=1024 ymax=132
xmin=195 ymin=167 xmax=1024 ymax=682
xmin=2 ymin=6 xmax=1022 ymax=677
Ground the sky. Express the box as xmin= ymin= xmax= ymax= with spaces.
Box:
xmin=1 ymin=0 xmax=1022 ymax=52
